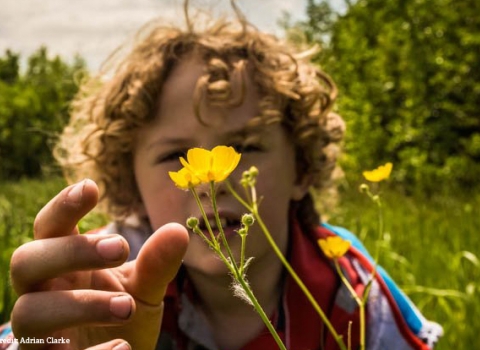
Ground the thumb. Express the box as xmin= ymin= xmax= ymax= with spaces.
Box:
xmin=126 ymin=222 xmax=189 ymax=305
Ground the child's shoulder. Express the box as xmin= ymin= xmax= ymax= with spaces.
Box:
xmin=317 ymin=222 xmax=443 ymax=350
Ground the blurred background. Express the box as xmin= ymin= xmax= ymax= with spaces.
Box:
xmin=0 ymin=0 xmax=478 ymax=349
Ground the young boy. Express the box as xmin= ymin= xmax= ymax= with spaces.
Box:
xmin=2 ymin=4 xmax=442 ymax=350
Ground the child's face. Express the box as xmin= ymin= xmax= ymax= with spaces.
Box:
xmin=133 ymin=55 xmax=309 ymax=275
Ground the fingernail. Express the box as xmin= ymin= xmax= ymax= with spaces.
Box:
xmin=96 ymin=236 xmax=124 ymax=261
xmin=110 ymin=295 xmax=133 ymax=320
xmin=66 ymin=180 xmax=85 ymax=203
xmin=113 ymin=342 xmax=131 ymax=350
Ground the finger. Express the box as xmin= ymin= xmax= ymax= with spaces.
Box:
xmin=34 ymin=179 xmax=99 ymax=239
xmin=125 ymin=223 xmax=189 ymax=305
xmin=86 ymin=340 xmax=131 ymax=350
xmin=11 ymin=290 xmax=135 ymax=338
xmin=10 ymin=234 xmax=129 ymax=295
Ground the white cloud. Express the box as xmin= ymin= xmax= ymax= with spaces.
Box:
xmin=0 ymin=0 xmax=309 ymax=70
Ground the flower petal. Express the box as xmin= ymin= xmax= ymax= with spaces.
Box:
xmin=185 ymin=148 xmax=213 ymax=182
xmin=318 ymin=236 xmax=351 ymax=259
xmin=169 ymin=167 xmax=200 ymax=189
xmin=169 ymin=146 xmax=242 ymax=186
xmin=187 ymin=148 xmax=212 ymax=171
xmin=211 ymin=146 xmax=241 ymax=182
xmin=363 ymin=162 xmax=393 ymax=182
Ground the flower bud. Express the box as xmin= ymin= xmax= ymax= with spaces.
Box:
xmin=248 ymin=166 xmax=259 ymax=177
xmin=241 ymin=213 xmax=255 ymax=227
xmin=241 ymin=167 xmax=259 ymax=187
xmin=237 ymin=228 xmax=248 ymax=236
xmin=240 ymin=177 xmax=249 ymax=187
xmin=186 ymin=216 xmax=199 ymax=229
xmin=359 ymin=183 xmax=369 ymax=193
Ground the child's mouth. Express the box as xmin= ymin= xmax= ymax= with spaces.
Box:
xmin=197 ymin=216 xmax=241 ymax=238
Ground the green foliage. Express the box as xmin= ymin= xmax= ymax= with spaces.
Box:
xmin=282 ymin=5 xmax=480 ymax=345
xmin=329 ymin=184 xmax=479 ymax=350
xmin=0 ymin=177 xmax=108 ymax=322
xmin=0 ymin=47 xmax=87 ymax=180
xmin=0 ymin=50 xmax=20 ymax=84
xmin=0 ymin=177 xmax=65 ymax=321
xmin=292 ymin=0 xmax=480 ymax=192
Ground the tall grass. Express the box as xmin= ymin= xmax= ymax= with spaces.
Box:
xmin=329 ymin=184 xmax=479 ymax=350
xmin=0 ymin=177 xmax=108 ymax=322
xmin=0 ymin=177 xmax=66 ymax=321
xmin=0 ymin=177 xmax=477 ymax=349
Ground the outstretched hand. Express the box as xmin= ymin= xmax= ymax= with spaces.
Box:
xmin=9 ymin=179 xmax=189 ymax=349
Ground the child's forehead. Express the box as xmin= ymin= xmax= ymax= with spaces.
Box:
xmin=158 ymin=54 xmax=259 ymax=117
xmin=166 ymin=55 xmax=208 ymax=87
xmin=166 ymin=53 xmax=250 ymax=85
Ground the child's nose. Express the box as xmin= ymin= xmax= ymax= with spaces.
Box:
xmin=197 ymin=181 xmax=229 ymax=199
xmin=215 ymin=181 xmax=229 ymax=197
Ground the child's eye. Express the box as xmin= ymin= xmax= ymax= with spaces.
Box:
xmin=156 ymin=150 xmax=187 ymax=164
xmin=231 ymin=143 xmax=263 ymax=154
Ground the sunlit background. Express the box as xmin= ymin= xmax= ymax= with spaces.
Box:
xmin=0 ymin=1 xmax=478 ymax=349
xmin=0 ymin=0 xmax=343 ymax=70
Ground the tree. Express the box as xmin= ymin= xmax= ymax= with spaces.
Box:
xmin=0 ymin=47 xmax=87 ymax=179
xmin=294 ymin=0 xmax=480 ymax=192
xmin=0 ymin=50 xmax=20 ymax=84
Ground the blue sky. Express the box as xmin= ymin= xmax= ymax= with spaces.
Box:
xmin=0 ymin=0 xmax=328 ymax=70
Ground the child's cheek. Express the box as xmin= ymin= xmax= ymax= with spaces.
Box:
xmin=147 ymin=190 xmax=192 ymax=230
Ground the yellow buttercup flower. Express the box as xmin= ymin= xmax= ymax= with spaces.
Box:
xmin=169 ymin=167 xmax=201 ymax=190
xmin=318 ymin=236 xmax=351 ymax=259
xmin=180 ymin=145 xmax=241 ymax=183
xmin=362 ymin=162 xmax=393 ymax=182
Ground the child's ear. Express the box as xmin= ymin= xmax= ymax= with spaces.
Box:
xmin=291 ymin=173 xmax=313 ymax=201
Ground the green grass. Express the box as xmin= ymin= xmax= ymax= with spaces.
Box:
xmin=0 ymin=177 xmax=108 ymax=322
xmin=328 ymin=184 xmax=479 ymax=350
xmin=0 ymin=177 xmax=477 ymax=349
xmin=0 ymin=177 xmax=66 ymax=321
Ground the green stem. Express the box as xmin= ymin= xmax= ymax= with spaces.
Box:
xmin=240 ymin=232 xmax=247 ymax=275
xmin=358 ymin=186 xmax=387 ymax=348
xmin=226 ymin=180 xmax=250 ymax=208
xmin=219 ymin=245 xmax=286 ymax=350
xmin=334 ymin=260 xmax=365 ymax=350
xmin=362 ymin=195 xmax=384 ymax=304
xmin=359 ymin=303 xmax=365 ymax=350
xmin=334 ymin=261 xmax=362 ymax=306
xmin=255 ymin=213 xmax=347 ymax=350
xmin=372 ymin=197 xmax=384 ymax=270
xmin=202 ymin=182 xmax=287 ymax=350
xmin=227 ymin=181 xmax=347 ymax=350
xmin=235 ymin=272 xmax=287 ymax=350
xmin=190 ymin=187 xmax=219 ymax=249
xmin=347 ymin=322 xmax=352 ymax=350
xmin=210 ymin=182 xmax=239 ymax=268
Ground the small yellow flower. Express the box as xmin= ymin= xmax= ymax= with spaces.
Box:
xmin=169 ymin=167 xmax=201 ymax=190
xmin=318 ymin=236 xmax=351 ymax=259
xmin=180 ymin=146 xmax=241 ymax=183
xmin=362 ymin=162 xmax=393 ymax=182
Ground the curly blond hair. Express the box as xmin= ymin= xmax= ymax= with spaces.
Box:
xmin=54 ymin=4 xmax=345 ymax=229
